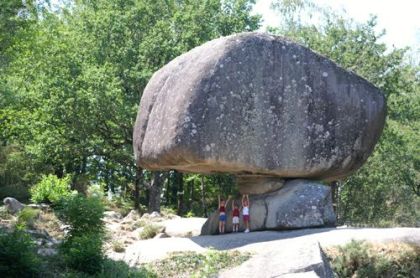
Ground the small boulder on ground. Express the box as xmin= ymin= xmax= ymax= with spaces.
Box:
xmin=3 ymin=197 xmax=25 ymax=214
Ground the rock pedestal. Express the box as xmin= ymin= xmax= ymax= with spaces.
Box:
xmin=201 ymin=179 xmax=336 ymax=235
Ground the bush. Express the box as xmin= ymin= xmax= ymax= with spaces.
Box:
xmin=57 ymin=194 xmax=105 ymax=274
xmin=0 ymin=206 xmax=13 ymax=220
xmin=99 ymin=259 xmax=156 ymax=278
xmin=17 ymin=207 xmax=40 ymax=229
xmin=326 ymin=240 xmax=420 ymax=277
xmin=140 ymin=224 xmax=162 ymax=239
xmin=0 ymin=228 xmax=40 ymax=277
xmin=56 ymin=194 xmax=104 ymax=235
xmin=61 ymin=233 xmax=104 ymax=274
xmin=30 ymin=174 xmax=74 ymax=204
xmin=112 ymin=241 xmax=125 ymax=253
xmin=329 ymin=240 xmax=373 ymax=277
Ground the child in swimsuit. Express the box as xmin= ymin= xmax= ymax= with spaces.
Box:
xmin=242 ymin=194 xmax=250 ymax=233
xmin=232 ymin=201 xmax=240 ymax=232
xmin=218 ymin=195 xmax=230 ymax=234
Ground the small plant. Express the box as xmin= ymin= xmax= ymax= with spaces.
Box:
xmin=17 ymin=207 xmax=40 ymax=229
xmin=185 ymin=211 xmax=195 ymax=218
xmin=56 ymin=194 xmax=105 ymax=275
xmin=330 ymin=240 xmax=372 ymax=277
xmin=99 ymin=259 xmax=157 ymax=278
xmin=149 ymin=250 xmax=251 ymax=277
xmin=61 ymin=232 xmax=104 ymax=274
xmin=112 ymin=241 xmax=125 ymax=253
xmin=140 ymin=224 xmax=162 ymax=239
xmin=30 ymin=174 xmax=74 ymax=204
xmin=135 ymin=219 xmax=149 ymax=228
xmin=160 ymin=207 xmax=177 ymax=218
xmin=0 ymin=228 xmax=40 ymax=277
xmin=56 ymin=194 xmax=104 ymax=235
xmin=0 ymin=206 xmax=13 ymax=220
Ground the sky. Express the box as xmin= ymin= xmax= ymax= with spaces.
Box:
xmin=253 ymin=0 xmax=420 ymax=51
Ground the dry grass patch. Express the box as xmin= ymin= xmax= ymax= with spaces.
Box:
xmin=325 ymin=240 xmax=420 ymax=277
xmin=148 ymin=250 xmax=251 ymax=278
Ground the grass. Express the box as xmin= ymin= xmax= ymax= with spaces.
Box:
xmin=112 ymin=241 xmax=125 ymax=253
xmin=17 ymin=207 xmax=40 ymax=229
xmin=148 ymin=249 xmax=251 ymax=278
xmin=0 ymin=206 xmax=13 ymax=220
xmin=325 ymin=240 xmax=420 ymax=277
xmin=34 ymin=209 xmax=64 ymax=239
xmin=139 ymin=224 xmax=163 ymax=239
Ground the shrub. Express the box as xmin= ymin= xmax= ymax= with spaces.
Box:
xmin=160 ymin=207 xmax=177 ymax=218
xmin=0 ymin=228 xmax=40 ymax=277
xmin=17 ymin=207 xmax=40 ymax=229
xmin=112 ymin=241 xmax=125 ymax=253
xmin=56 ymin=194 xmax=104 ymax=236
xmin=0 ymin=206 xmax=13 ymax=220
xmin=30 ymin=174 xmax=74 ymax=204
xmin=140 ymin=224 xmax=162 ymax=239
xmin=326 ymin=240 xmax=420 ymax=277
xmin=331 ymin=240 xmax=373 ymax=277
xmin=99 ymin=259 xmax=157 ymax=278
xmin=61 ymin=232 xmax=104 ymax=274
xmin=57 ymin=194 xmax=105 ymax=274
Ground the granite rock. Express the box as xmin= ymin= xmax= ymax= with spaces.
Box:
xmin=134 ymin=32 xmax=386 ymax=181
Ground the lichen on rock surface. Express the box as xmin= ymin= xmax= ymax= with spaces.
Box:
xmin=133 ymin=32 xmax=386 ymax=181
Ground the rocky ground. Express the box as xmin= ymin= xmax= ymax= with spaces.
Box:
xmin=2 ymin=202 xmax=419 ymax=277
xmin=103 ymin=210 xmax=419 ymax=277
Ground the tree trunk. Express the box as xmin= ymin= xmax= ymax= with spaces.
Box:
xmin=175 ymin=171 xmax=184 ymax=215
xmin=134 ymin=167 xmax=143 ymax=211
xmin=200 ymin=176 xmax=208 ymax=217
xmin=330 ymin=181 xmax=339 ymax=215
xmin=148 ymin=171 xmax=163 ymax=213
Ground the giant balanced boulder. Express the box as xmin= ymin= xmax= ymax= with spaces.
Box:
xmin=133 ymin=32 xmax=386 ymax=233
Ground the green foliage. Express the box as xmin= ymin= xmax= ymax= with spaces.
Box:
xmin=149 ymin=250 xmax=250 ymax=277
xmin=0 ymin=0 xmax=260 ymax=211
xmin=57 ymin=194 xmax=105 ymax=274
xmin=112 ymin=241 xmax=125 ymax=253
xmin=98 ymin=259 xmax=156 ymax=278
xmin=30 ymin=174 xmax=74 ymax=204
xmin=140 ymin=224 xmax=162 ymax=239
xmin=60 ymin=232 xmax=104 ymax=274
xmin=327 ymin=240 xmax=420 ymax=277
xmin=17 ymin=207 xmax=40 ymax=229
xmin=56 ymin=194 xmax=105 ymax=236
xmin=0 ymin=206 xmax=12 ymax=220
xmin=0 ymin=228 xmax=40 ymax=277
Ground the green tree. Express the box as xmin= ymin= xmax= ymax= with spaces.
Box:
xmin=2 ymin=0 xmax=260 ymax=210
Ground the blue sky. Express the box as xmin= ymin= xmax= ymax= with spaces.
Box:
xmin=253 ymin=0 xmax=420 ymax=51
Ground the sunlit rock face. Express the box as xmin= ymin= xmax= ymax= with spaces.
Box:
xmin=133 ymin=32 xmax=386 ymax=181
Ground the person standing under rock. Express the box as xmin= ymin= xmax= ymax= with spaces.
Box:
xmin=242 ymin=194 xmax=250 ymax=233
xmin=218 ymin=195 xmax=230 ymax=234
xmin=232 ymin=201 xmax=240 ymax=232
